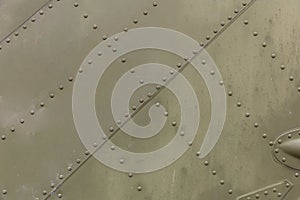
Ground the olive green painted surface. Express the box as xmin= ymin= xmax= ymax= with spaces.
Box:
xmin=0 ymin=0 xmax=300 ymax=200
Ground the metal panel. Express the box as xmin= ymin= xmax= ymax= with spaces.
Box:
xmin=0 ymin=0 xmax=300 ymax=200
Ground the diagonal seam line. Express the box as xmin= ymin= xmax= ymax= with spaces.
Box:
xmin=43 ymin=1 xmax=257 ymax=199
xmin=0 ymin=0 xmax=52 ymax=44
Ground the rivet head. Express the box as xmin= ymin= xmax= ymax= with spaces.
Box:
xmin=264 ymin=190 xmax=268 ymax=195
xmin=220 ymin=21 xmax=225 ymax=26
xmin=204 ymin=161 xmax=209 ymax=166
xmin=143 ymin=10 xmax=148 ymax=15
xmin=271 ymin=53 xmax=276 ymax=58
xmin=213 ymin=29 xmax=218 ymax=33
xmin=59 ymin=84 xmax=64 ymax=90
xmin=120 ymin=159 xmax=125 ymax=164
xmin=50 ymin=182 xmax=55 ymax=188
xmin=153 ymin=2 xmax=158 ymax=7
xmin=111 ymin=145 xmax=115 ymax=150
xmin=277 ymin=193 xmax=282 ymax=197
xmin=295 ymin=172 xmax=299 ymax=177
xmin=68 ymin=77 xmax=73 ymax=81
xmin=253 ymin=31 xmax=258 ymax=36
xmin=67 ymin=166 xmax=72 ymax=171
xmin=1 ymin=135 xmax=6 ymax=140
xmin=289 ymin=76 xmax=294 ymax=81
xmin=31 ymin=17 xmax=36 ymax=22
xmin=262 ymin=133 xmax=267 ymax=138
xmin=228 ymin=189 xmax=233 ymax=194
xmin=245 ymin=112 xmax=250 ymax=117
xmin=39 ymin=10 xmax=44 ymax=15
xmin=10 ymin=126 xmax=15 ymax=132
xmin=83 ymin=13 xmax=88 ymax=18
xmin=244 ymin=20 xmax=248 ymax=25
xmin=206 ymin=36 xmax=210 ymax=40
xmin=220 ymin=180 xmax=225 ymax=185
xmin=234 ymin=9 xmax=239 ymax=13
xmin=2 ymin=189 xmax=7 ymax=195
xmin=269 ymin=141 xmax=274 ymax=146
xmin=172 ymin=121 xmax=177 ymax=126
xmin=227 ymin=16 xmax=232 ymax=20
xmin=273 ymin=188 xmax=277 ymax=192
xmin=76 ymin=159 xmax=81 ymax=163
xmin=57 ymin=193 xmax=62 ymax=198
xmin=237 ymin=101 xmax=242 ymax=107
xmin=23 ymin=25 xmax=27 ymax=29
xmin=297 ymin=87 xmax=300 ymax=92
xmin=48 ymin=4 xmax=53 ymax=8
xmin=137 ymin=186 xmax=142 ymax=191
xmin=20 ymin=118 xmax=25 ymax=124
xmin=275 ymin=148 xmax=279 ymax=153
xmin=133 ymin=19 xmax=138 ymax=24
xmin=6 ymin=38 xmax=10 ymax=43
xmin=278 ymin=139 xmax=282 ymax=144
xmin=288 ymin=134 xmax=292 ymax=139
xmin=280 ymin=64 xmax=285 ymax=70
xmin=43 ymin=190 xmax=47 ymax=195
xmin=121 ymin=58 xmax=126 ymax=63
xmin=228 ymin=91 xmax=233 ymax=96
xmin=40 ymin=102 xmax=45 ymax=107
xmin=74 ymin=2 xmax=79 ymax=7
xmin=242 ymin=2 xmax=248 ymax=6
xmin=254 ymin=123 xmax=259 ymax=128
xmin=58 ymin=174 xmax=64 ymax=179
xmin=30 ymin=110 xmax=35 ymax=115
xmin=255 ymin=193 xmax=260 ymax=198
xmin=212 ymin=170 xmax=217 ymax=175
xmin=49 ymin=93 xmax=55 ymax=98
xmin=282 ymin=157 xmax=286 ymax=162
xmin=123 ymin=27 xmax=128 ymax=32
xmin=93 ymin=24 xmax=98 ymax=29
xmin=177 ymin=63 xmax=182 ymax=68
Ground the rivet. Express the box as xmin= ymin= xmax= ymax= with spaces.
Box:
xmin=30 ymin=110 xmax=35 ymax=115
xmin=255 ymin=194 xmax=259 ymax=198
xmin=180 ymin=131 xmax=185 ymax=136
xmin=6 ymin=38 xmax=10 ymax=43
xmin=206 ymin=36 xmax=210 ymax=40
xmin=39 ymin=10 xmax=44 ymax=15
xmin=286 ymin=183 xmax=290 ymax=188
xmin=153 ymin=2 xmax=158 ymax=7
xmin=234 ymin=9 xmax=239 ymax=13
xmin=188 ymin=141 xmax=193 ymax=146
xmin=84 ymin=150 xmax=89 ymax=155
xmin=49 ymin=93 xmax=55 ymax=98
xmin=172 ymin=121 xmax=177 ymax=126
xmin=262 ymin=42 xmax=267 ymax=47
xmin=23 ymin=25 xmax=27 ymax=29
xmin=76 ymin=158 xmax=81 ymax=163
xmin=184 ymin=56 xmax=189 ymax=61
xmin=130 ymin=68 xmax=135 ymax=73
xmin=124 ymin=27 xmax=128 ymax=32
xmin=20 ymin=118 xmax=25 ymax=124
xmin=147 ymin=92 xmax=152 ymax=97
xmin=204 ymin=161 xmax=209 ymax=166
xmin=113 ymin=36 xmax=119 ymax=41
xmin=58 ymin=174 xmax=64 ymax=179
xmin=93 ymin=143 xmax=98 ymax=147
xmin=1 ymin=135 xmax=6 ymax=140
xmin=103 ymin=134 xmax=107 ymax=139
xmin=254 ymin=123 xmax=259 ymax=128
xmin=177 ymin=63 xmax=182 ymax=68
xmin=196 ymin=151 xmax=200 ymax=156
xmin=210 ymin=70 xmax=215 ymax=75
xmin=2 ymin=189 xmax=7 ymax=195
xmin=74 ymin=2 xmax=79 ymax=7
xmin=228 ymin=189 xmax=233 ymax=194
xmin=272 ymin=188 xmax=277 ymax=192
xmin=269 ymin=141 xmax=274 ymax=146
xmin=48 ymin=4 xmax=53 ymax=8
xmin=228 ymin=91 xmax=233 ymax=96
xmin=280 ymin=64 xmax=285 ymax=70
xmin=15 ymin=32 xmax=19 ymax=37
xmin=83 ymin=13 xmax=88 ymax=18
xmin=220 ymin=180 xmax=225 ymax=185
xmin=282 ymin=157 xmax=286 ymax=162
xmin=120 ymin=159 xmax=125 ymax=164
xmin=213 ymin=29 xmax=218 ymax=33
xmin=162 ymin=77 xmax=167 ymax=82
xmin=133 ymin=19 xmax=138 ymax=24
xmin=57 ymin=193 xmax=62 ymax=198
xmin=10 ymin=126 xmax=15 ymax=132
xmin=237 ymin=102 xmax=242 ymax=107
xmin=132 ymin=105 xmax=137 ymax=110
xmin=93 ymin=24 xmax=98 ymax=29
xmin=107 ymin=43 xmax=112 ymax=48
xmin=68 ymin=77 xmax=73 ymax=81
xmin=245 ymin=112 xmax=250 ymax=117
xmin=137 ymin=186 xmax=142 ymax=191
xmin=288 ymin=134 xmax=292 ymax=138
xmin=109 ymin=127 xmax=114 ymax=132
xmin=121 ymin=58 xmax=126 ymax=63
xmin=277 ymin=193 xmax=282 ymax=197
xmin=264 ymin=190 xmax=268 ymax=195
xmin=111 ymin=145 xmax=115 ymax=150
xmin=40 ymin=102 xmax=45 ymax=107
xmin=156 ymin=85 xmax=161 ymax=89
xmin=253 ymin=31 xmax=258 ymax=36
xmin=164 ymin=111 xmax=168 ymax=117
xmin=220 ymin=21 xmax=225 ymax=26
xmin=289 ymin=76 xmax=294 ymax=81
xmin=102 ymin=35 xmax=107 ymax=40
xmin=139 ymin=98 xmax=144 ymax=103
xmin=278 ymin=139 xmax=282 ymax=144
xmin=50 ymin=182 xmax=55 ymax=188
xmin=78 ymin=68 xmax=83 ymax=73
xmin=298 ymin=87 xmax=300 ymax=92
xmin=212 ymin=170 xmax=217 ymax=175
xmin=274 ymin=148 xmax=279 ymax=153
xmin=219 ymin=80 xmax=224 ymax=85
xmin=97 ymin=51 xmax=102 ymax=56
xmin=67 ymin=166 xmax=72 ymax=171
xmin=143 ymin=10 xmax=148 ymax=15
xmin=59 ymin=84 xmax=64 ymax=90
xmin=112 ymin=48 xmax=117 ymax=52
xmin=31 ymin=17 xmax=36 ymax=22
xmin=242 ymin=2 xmax=247 ymax=6
xmin=295 ymin=172 xmax=299 ymax=177
xmin=43 ymin=190 xmax=47 ymax=195
xmin=262 ymin=133 xmax=267 ymax=138
xmin=201 ymin=60 xmax=206 ymax=65
xmin=271 ymin=53 xmax=276 ymax=58
xmin=227 ymin=16 xmax=232 ymax=20
xmin=199 ymin=42 xmax=204 ymax=47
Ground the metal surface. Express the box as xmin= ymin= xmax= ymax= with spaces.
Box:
xmin=0 ymin=0 xmax=300 ymax=199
